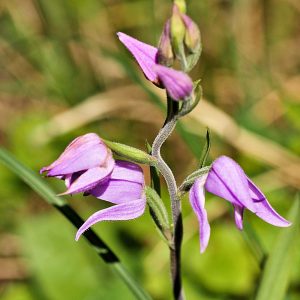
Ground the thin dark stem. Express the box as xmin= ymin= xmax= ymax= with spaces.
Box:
xmin=55 ymin=204 xmax=119 ymax=262
xmin=55 ymin=204 xmax=152 ymax=299
xmin=152 ymin=97 xmax=184 ymax=300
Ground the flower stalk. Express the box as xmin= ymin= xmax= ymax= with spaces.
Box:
xmin=151 ymin=97 xmax=184 ymax=300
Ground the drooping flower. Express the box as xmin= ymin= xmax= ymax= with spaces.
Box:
xmin=40 ymin=133 xmax=115 ymax=194
xmin=40 ymin=133 xmax=146 ymax=240
xmin=117 ymin=32 xmax=193 ymax=101
xmin=189 ymin=156 xmax=291 ymax=253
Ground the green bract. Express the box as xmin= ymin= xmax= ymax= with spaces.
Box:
xmin=103 ymin=139 xmax=157 ymax=166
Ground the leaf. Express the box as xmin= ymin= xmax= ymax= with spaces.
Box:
xmin=255 ymin=199 xmax=300 ymax=300
xmin=199 ymin=128 xmax=211 ymax=168
xmin=145 ymin=186 xmax=170 ymax=234
xmin=0 ymin=148 xmax=65 ymax=206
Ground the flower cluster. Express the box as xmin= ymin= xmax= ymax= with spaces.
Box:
xmin=41 ymin=134 xmax=290 ymax=252
xmin=41 ymin=3 xmax=291 ymax=257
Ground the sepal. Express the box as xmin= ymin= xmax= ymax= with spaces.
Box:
xmin=145 ymin=186 xmax=171 ymax=239
xmin=199 ymin=128 xmax=211 ymax=168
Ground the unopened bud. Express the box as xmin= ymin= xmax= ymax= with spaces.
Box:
xmin=156 ymin=20 xmax=174 ymax=66
xmin=170 ymin=4 xmax=185 ymax=54
xmin=182 ymin=14 xmax=201 ymax=53
xmin=182 ymin=14 xmax=202 ymax=71
xmin=103 ymin=139 xmax=157 ymax=166
xmin=174 ymin=0 xmax=186 ymax=13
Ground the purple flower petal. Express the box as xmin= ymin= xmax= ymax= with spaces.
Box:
xmin=189 ymin=176 xmax=210 ymax=253
xmin=233 ymin=204 xmax=244 ymax=230
xmin=41 ymin=133 xmax=110 ymax=176
xmin=110 ymin=160 xmax=144 ymax=184
xmin=90 ymin=160 xmax=144 ymax=204
xmin=205 ymin=156 xmax=256 ymax=211
xmin=60 ymin=155 xmax=115 ymax=195
xmin=247 ymin=178 xmax=291 ymax=227
xmin=154 ymin=65 xmax=193 ymax=101
xmin=117 ymin=32 xmax=158 ymax=83
xmin=181 ymin=14 xmax=201 ymax=50
xmin=75 ymin=197 xmax=147 ymax=241
xmin=90 ymin=180 xmax=143 ymax=204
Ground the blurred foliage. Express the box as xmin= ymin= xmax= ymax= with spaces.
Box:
xmin=0 ymin=0 xmax=299 ymax=299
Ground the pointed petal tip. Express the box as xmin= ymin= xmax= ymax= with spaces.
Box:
xmin=116 ymin=32 xmax=123 ymax=39
xmin=283 ymin=221 xmax=292 ymax=227
xmin=200 ymin=244 xmax=208 ymax=254
xmin=56 ymin=192 xmax=66 ymax=196
xmin=57 ymin=190 xmax=72 ymax=197
xmin=260 ymin=216 xmax=292 ymax=228
xmin=237 ymin=224 xmax=243 ymax=230
xmin=116 ymin=32 xmax=158 ymax=82
xmin=39 ymin=167 xmax=46 ymax=174
xmin=75 ymin=231 xmax=82 ymax=241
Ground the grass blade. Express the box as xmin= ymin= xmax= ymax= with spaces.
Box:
xmin=255 ymin=199 xmax=299 ymax=300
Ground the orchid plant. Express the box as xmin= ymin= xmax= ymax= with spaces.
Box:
xmin=40 ymin=1 xmax=291 ymax=299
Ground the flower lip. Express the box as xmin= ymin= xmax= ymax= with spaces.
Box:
xmin=75 ymin=160 xmax=146 ymax=240
xmin=75 ymin=195 xmax=147 ymax=241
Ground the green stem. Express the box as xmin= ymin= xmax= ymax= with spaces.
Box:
xmin=151 ymin=97 xmax=185 ymax=300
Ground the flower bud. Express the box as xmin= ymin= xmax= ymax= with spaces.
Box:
xmin=156 ymin=20 xmax=174 ymax=67
xmin=174 ymin=0 xmax=186 ymax=13
xmin=170 ymin=4 xmax=185 ymax=55
xmin=103 ymin=139 xmax=157 ymax=166
xmin=182 ymin=15 xmax=201 ymax=71
xmin=182 ymin=14 xmax=201 ymax=54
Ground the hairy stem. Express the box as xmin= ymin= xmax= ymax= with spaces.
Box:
xmin=151 ymin=98 xmax=184 ymax=300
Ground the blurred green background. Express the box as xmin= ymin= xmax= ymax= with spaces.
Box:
xmin=0 ymin=0 xmax=299 ymax=299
